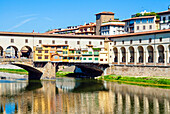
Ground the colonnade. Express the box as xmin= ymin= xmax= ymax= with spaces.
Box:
xmin=112 ymin=44 xmax=170 ymax=66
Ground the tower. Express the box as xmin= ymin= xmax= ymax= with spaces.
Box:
xmin=95 ymin=11 xmax=115 ymax=35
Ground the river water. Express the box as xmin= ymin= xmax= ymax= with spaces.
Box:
xmin=0 ymin=76 xmax=170 ymax=114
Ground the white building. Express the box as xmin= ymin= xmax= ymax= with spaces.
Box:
xmin=101 ymin=21 xmax=125 ymax=35
xmin=157 ymin=6 xmax=170 ymax=30
xmin=123 ymin=16 xmax=160 ymax=33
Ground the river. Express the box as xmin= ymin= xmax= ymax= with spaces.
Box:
xmin=0 ymin=75 xmax=170 ymax=114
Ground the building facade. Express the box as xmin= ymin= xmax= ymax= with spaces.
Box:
xmin=95 ymin=12 xmax=115 ymax=35
xmin=123 ymin=16 xmax=160 ymax=33
xmin=101 ymin=21 xmax=125 ymax=35
xmin=157 ymin=7 xmax=170 ymax=30
xmin=105 ymin=29 xmax=170 ymax=66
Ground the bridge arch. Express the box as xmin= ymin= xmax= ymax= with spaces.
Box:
xmin=12 ymin=63 xmax=43 ymax=80
xmin=20 ymin=46 xmax=33 ymax=59
xmin=5 ymin=46 xmax=19 ymax=58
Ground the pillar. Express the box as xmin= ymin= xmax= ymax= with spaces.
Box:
xmin=117 ymin=93 xmax=123 ymax=114
xmin=3 ymin=51 xmax=6 ymax=58
xmin=144 ymin=50 xmax=146 ymax=65
xmin=134 ymin=48 xmax=137 ymax=65
xmin=154 ymin=48 xmax=157 ymax=66
xmin=134 ymin=95 xmax=140 ymax=114
xmin=126 ymin=51 xmax=128 ymax=65
xmin=118 ymin=51 xmax=120 ymax=65
xmin=40 ymin=62 xmax=56 ymax=80
xmin=125 ymin=94 xmax=131 ymax=114
xmin=164 ymin=50 xmax=167 ymax=66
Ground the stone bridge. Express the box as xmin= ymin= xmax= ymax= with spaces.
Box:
xmin=0 ymin=58 xmax=109 ymax=80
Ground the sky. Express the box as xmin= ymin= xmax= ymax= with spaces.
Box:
xmin=0 ymin=0 xmax=169 ymax=33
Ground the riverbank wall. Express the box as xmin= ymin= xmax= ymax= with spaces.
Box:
xmin=105 ymin=65 xmax=170 ymax=77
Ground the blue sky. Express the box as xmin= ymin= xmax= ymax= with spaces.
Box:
xmin=0 ymin=0 xmax=169 ymax=33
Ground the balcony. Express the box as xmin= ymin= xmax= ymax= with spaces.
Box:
xmin=82 ymin=53 xmax=92 ymax=56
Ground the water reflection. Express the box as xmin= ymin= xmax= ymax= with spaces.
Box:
xmin=0 ymin=78 xmax=169 ymax=114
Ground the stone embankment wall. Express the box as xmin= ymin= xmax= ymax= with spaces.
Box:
xmin=106 ymin=66 xmax=170 ymax=77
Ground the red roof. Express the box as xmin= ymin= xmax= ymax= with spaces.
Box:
xmin=101 ymin=23 xmax=125 ymax=27
xmin=157 ymin=10 xmax=170 ymax=15
xmin=122 ymin=16 xmax=156 ymax=22
xmin=109 ymin=29 xmax=170 ymax=38
xmin=95 ymin=11 xmax=115 ymax=15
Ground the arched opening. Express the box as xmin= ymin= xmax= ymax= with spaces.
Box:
xmin=129 ymin=46 xmax=134 ymax=63
xmin=5 ymin=46 xmax=18 ymax=58
xmin=137 ymin=46 xmax=144 ymax=63
xmin=157 ymin=45 xmax=164 ymax=63
xmin=20 ymin=46 xmax=32 ymax=59
xmin=147 ymin=46 xmax=154 ymax=63
xmin=120 ymin=47 xmax=126 ymax=62
xmin=113 ymin=47 xmax=118 ymax=62
xmin=0 ymin=46 xmax=3 ymax=57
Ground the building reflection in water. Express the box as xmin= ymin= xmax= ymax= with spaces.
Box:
xmin=0 ymin=78 xmax=170 ymax=114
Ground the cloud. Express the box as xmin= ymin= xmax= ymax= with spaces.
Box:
xmin=16 ymin=14 xmax=39 ymax=18
xmin=7 ymin=18 xmax=36 ymax=31
xmin=44 ymin=17 xmax=53 ymax=21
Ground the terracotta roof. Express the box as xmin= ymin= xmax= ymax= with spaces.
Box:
xmin=122 ymin=16 xmax=156 ymax=22
xmin=69 ymin=49 xmax=75 ymax=50
xmin=0 ymin=31 xmax=106 ymax=39
xmin=109 ymin=29 xmax=170 ymax=38
xmin=95 ymin=11 xmax=115 ymax=15
xmin=46 ymin=28 xmax=79 ymax=34
xmin=79 ymin=24 xmax=96 ymax=28
xmin=101 ymin=23 xmax=125 ymax=26
xmin=157 ymin=10 xmax=170 ymax=15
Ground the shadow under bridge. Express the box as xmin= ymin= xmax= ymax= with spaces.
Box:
xmin=12 ymin=63 xmax=43 ymax=80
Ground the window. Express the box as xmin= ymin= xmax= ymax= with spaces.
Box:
xmin=63 ymin=51 xmax=68 ymax=54
xmin=45 ymin=56 xmax=48 ymax=59
xmin=38 ymin=56 xmax=42 ymax=59
xmin=65 ymin=41 xmax=68 ymax=44
xmin=54 ymin=56 xmax=58 ymax=59
xmin=83 ymin=58 xmax=86 ymax=60
xmin=89 ymin=52 xmax=92 ymax=54
xmin=110 ymin=49 xmax=112 ymax=51
xmin=52 ymin=40 xmax=55 ymax=44
xmin=45 ymin=50 xmax=48 ymax=53
xmin=149 ymin=38 xmax=152 ymax=43
xmin=38 ymin=50 xmax=42 ymax=53
xmin=169 ymin=16 xmax=170 ymax=22
xmin=130 ymin=20 xmax=134 ymax=24
xmin=114 ymin=41 xmax=116 ymax=45
xmin=100 ymin=41 xmax=102 ymax=45
xmin=142 ymin=19 xmax=147 ymax=23
xmin=137 ymin=26 xmax=139 ymax=30
xmin=89 ymin=58 xmax=92 ymax=60
xmin=136 ymin=19 xmax=140 ymax=24
xmin=130 ymin=40 xmax=133 ymax=44
xmin=110 ymin=56 xmax=112 ymax=58
xmin=163 ymin=17 xmax=166 ymax=23
xmin=95 ymin=58 xmax=98 ymax=61
xmin=100 ymin=59 xmax=103 ymax=61
xmin=39 ymin=40 xmax=42 ymax=44
xmin=89 ymin=41 xmax=91 ymax=45
xmin=11 ymin=39 xmax=14 ymax=43
xmin=105 ymin=59 xmax=107 ymax=61
xmin=110 ymin=43 xmax=112 ymax=45
xmin=25 ymin=39 xmax=28 ymax=43
xmin=122 ymin=40 xmax=124 ymax=44
xmin=160 ymin=37 xmax=162 ymax=42
xmin=77 ymin=41 xmax=80 ymax=45
xmin=148 ymin=18 xmax=154 ymax=23
xmin=149 ymin=25 xmax=152 ymax=29
xmin=139 ymin=39 xmax=142 ymax=43
xmin=51 ymin=46 xmax=55 ymax=49
xmin=143 ymin=26 xmax=145 ymax=30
